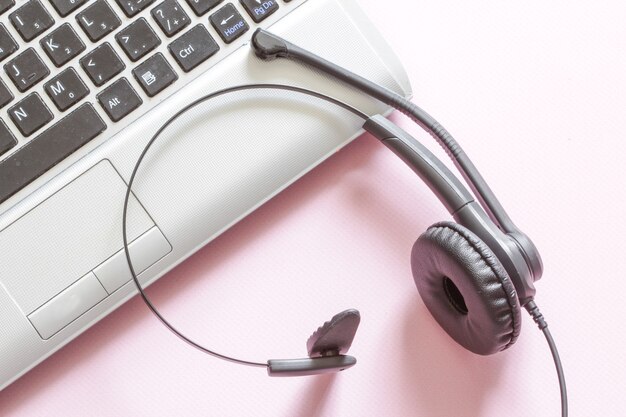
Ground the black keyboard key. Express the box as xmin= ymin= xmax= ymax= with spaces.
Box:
xmin=115 ymin=0 xmax=155 ymax=17
xmin=116 ymin=18 xmax=160 ymax=61
xmin=0 ymin=78 xmax=13 ymax=108
xmin=239 ymin=0 xmax=277 ymax=23
xmin=49 ymin=0 xmax=88 ymax=17
xmin=209 ymin=3 xmax=248 ymax=44
xmin=168 ymin=24 xmax=218 ymax=72
xmin=97 ymin=77 xmax=142 ymax=121
xmin=9 ymin=0 xmax=54 ymax=42
xmin=0 ymin=0 xmax=15 ymax=14
xmin=40 ymin=23 xmax=85 ymax=67
xmin=133 ymin=53 xmax=177 ymax=96
xmin=8 ymin=93 xmax=53 ymax=136
xmin=151 ymin=0 xmax=190 ymax=37
xmin=77 ymin=0 xmax=121 ymax=42
xmin=80 ymin=42 xmax=125 ymax=86
xmin=0 ymin=119 xmax=17 ymax=157
xmin=44 ymin=68 xmax=89 ymax=111
xmin=4 ymin=48 xmax=50 ymax=92
xmin=0 ymin=103 xmax=106 ymax=204
xmin=185 ymin=0 xmax=220 ymax=16
xmin=0 ymin=24 xmax=18 ymax=62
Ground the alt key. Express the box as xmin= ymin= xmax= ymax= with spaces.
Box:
xmin=97 ymin=78 xmax=142 ymax=122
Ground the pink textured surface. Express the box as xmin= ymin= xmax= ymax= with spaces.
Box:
xmin=2 ymin=1 xmax=626 ymax=416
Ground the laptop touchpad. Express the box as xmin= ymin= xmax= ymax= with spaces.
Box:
xmin=0 ymin=160 xmax=168 ymax=336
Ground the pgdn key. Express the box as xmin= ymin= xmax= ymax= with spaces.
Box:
xmin=240 ymin=0 xmax=278 ymax=23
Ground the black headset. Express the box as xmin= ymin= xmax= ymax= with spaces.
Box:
xmin=122 ymin=29 xmax=567 ymax=416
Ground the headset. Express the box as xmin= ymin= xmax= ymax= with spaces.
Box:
xmin=122 ymin=29 xmax=567 ymax=416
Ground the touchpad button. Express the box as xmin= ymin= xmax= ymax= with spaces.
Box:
xmin=0 ymin=160 xmax=155 ymax=315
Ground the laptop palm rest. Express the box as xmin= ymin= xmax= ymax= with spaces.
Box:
xmin=0 ymin=160 xmax=171 ymax=339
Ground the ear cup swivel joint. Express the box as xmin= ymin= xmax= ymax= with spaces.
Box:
xmin=363 ymin=116 xmax=538 ymax=354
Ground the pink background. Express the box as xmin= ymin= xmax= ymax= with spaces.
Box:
xmin=2 ymin=1 xmax=626 ymax=416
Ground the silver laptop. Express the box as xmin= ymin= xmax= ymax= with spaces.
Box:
xmin=0 ymin=0 xmax=411 ymax=389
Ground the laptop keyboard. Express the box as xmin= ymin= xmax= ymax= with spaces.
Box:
xmin=0 ymin=0 xmax=285 ymax=204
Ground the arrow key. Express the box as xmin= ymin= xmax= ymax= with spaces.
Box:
xmin=209 ymin=3 xmax=248 ymax=44
xmin=40 ymin=23 xmax=85 ymax=67
xmin=115 ymin=18 xmax=160 ymax=62
xmin=80 ymin=42 xmax=125 ymax=87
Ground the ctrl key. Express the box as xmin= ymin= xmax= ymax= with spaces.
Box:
xmin=168 ymin=24 xmax=219 ymax=72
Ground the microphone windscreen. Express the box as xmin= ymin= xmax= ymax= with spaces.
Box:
xmin=307 ymin=309 xmax=361 ymax=357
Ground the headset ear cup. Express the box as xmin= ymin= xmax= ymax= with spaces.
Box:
xmin=411 ymin=221 xmax=521 ymax=355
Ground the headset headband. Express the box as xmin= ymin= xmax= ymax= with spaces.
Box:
xmin=120 ymin=31 xmax=567 ymax=417
xmin=123 ymin=45 xmax=540 ymax=376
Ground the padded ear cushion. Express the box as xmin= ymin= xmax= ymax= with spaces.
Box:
xmin=411 ymin=221 xmax=521 ymax=355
